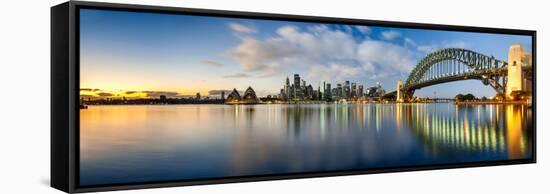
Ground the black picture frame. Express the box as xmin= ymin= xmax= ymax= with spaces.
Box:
xmin=51 ymin=1 xmax=537 ymax=193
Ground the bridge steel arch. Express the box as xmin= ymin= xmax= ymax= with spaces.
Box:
xmin=401 ymin=48 xmax=508 ymax=101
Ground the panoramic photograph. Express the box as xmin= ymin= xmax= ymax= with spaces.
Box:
xmin=78 ymin=8 xmax=533 ymax=186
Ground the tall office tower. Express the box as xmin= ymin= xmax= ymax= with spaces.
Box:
xmin=351 ymin=82 xmax=357 ymax=98
xmin=293 ymin=74 xmax=303 ymax=100
xmin=284 ymin=77 xmax=290 ymax=100
xmin=358 ymin=85 xmax=364 ymax=97
xmin=319 ymin=81 xmax=325 ymax=100
xmin=306 ymin=84 xmax=313 ymax=99
xmin=303 ymin=85 xmax=308 ymax=99
xmin=221 ymin=91 xmax=225 ymax=100
xmin=313 ymin=89 xmax=319 ymax=101
xmin=344 ymin=81 xmax=350 ymax=99
xmin=294 ymin=74 xmax=301 ymax=88
xmin=288 ymin=84 xmax=296 ymax=100
xmin=325 ymin=83 xmax=332 ymax=100
xmin=337 ymin=83 xmax=342 ymax=99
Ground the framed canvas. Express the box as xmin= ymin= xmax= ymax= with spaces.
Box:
xmin=51 ymin=1 xmax=536 ymax=193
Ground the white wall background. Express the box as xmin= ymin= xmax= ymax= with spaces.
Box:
xmin=0 ymin=0 xmax=547 ymax=193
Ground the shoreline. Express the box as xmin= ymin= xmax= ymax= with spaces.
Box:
xmin=453 ymin=101 xmax=528 ymax=105
xmin=81 ymin=101 xmax=530 ymax=107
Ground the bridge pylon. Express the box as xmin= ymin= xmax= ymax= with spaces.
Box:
xmin=396 ymin=80 xmax=404 ymax=102
xmin=506 ymin=44 xmax=532 ymax=100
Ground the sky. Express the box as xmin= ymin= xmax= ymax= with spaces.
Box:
xmin=79 ymin=8 xmax=532 ymax=99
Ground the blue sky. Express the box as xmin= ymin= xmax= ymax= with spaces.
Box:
xmin=80 ymin=8 xmax=532 ymax=98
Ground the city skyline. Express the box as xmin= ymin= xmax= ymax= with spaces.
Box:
xmin=81 ymin=73 xmax=381 ymax=100
xmin=80 ymin=8 xmax=532 ymax=99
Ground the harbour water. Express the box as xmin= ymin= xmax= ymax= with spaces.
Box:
xmin=79 ymin=103 xmax=533 ymax=186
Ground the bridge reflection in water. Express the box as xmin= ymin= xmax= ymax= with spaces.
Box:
xmin=273 ymin=103 xmax=532 ymax=157
xmin=398 ymin=104 xmax=532 ymax=160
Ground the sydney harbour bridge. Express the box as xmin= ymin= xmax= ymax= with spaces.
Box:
xmin=384 ymin=45 xmax=532 ymax=102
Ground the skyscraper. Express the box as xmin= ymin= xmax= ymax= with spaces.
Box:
xmin=358 ymin=85 xmax=364 ymax=97
xmin=294 ymin=74 xmax=301 ymax=88
xmin=290 ymin=84 xmax=295 ymax=99
xmin=306 ymin=84 xmax=313 ymax=99
xmin=221 ymin=91 xmax=225 ymax=100
xmin=351 ymin=82 xmax=357 ymax=98
xmin=300 ymin=79 xmax=307 ymax=100
xmin=337 ymin=83 xmax=342 ymax=99
xmin=325 ymin=83 xmax=332 ymax=101
xmin=344 ymin=81 xmax=350 ymax=99
xmin=284 ymin=77 xmax=290 ymax=100
xmin=319 ymin=80 xmax=325 ymax=100
xmin=293 ymin=74 xmax=303 ymax=100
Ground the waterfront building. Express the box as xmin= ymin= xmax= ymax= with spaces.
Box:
xmin=225 ymin=88 xmax=241 ymax=103
xmin=242 ymin=86 xmax=259 ymax=104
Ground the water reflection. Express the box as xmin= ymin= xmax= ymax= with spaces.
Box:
xmin=80 ymin=103 xmax=533 ymax=186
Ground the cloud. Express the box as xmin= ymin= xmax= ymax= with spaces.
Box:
xmin=355 ymin=26 xmax=371 ymax=34
xmin=125 ymin=91 xmax=183 ymax=98
xmin=223 ymin=73 xmax=251 ymax=78
xmin=228 ymin=25 xmax=357 ymax=77
xmin=80 ymin=88 xmax=101 ymax=92
xmin=229 ymin=23 xmax=256 ymax=34
xmin=416 ymin=44 xmax=438 ymax=54
xmin=357 ymin=40 xmax=416 ymax=74
xmin=80 ymin=94 xmax=95 ymax=98
xmin=140 ymin=91 xmax=180 ymax=98
xmin=96 ymin=92 xmax=114 ymax=97
xmin=358 ymin=40 xmax=415 ymax=72
xmin=208 ymin=89 xmax=234 ymax=96
xmin=306 ymin=63 xmax=371 ymax=82
xmin=201 ymin=60 xmax=224 ymax=67
xmin=415 ymin=41 xmax=469 ymax=55
xmin=404 ymin=37 xmax=416 ymax=48
xmin=227 ymin=25 xmax=417 ymax=81
xmin=381 ymin=30 xmax=401 ymax=40
xmin=228 ymin=38 xmax=285 ymax=75
xmin=442 ymin=41 xmax=468 ymax=49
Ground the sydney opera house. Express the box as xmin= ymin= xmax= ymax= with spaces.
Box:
xmin=225 ymin=86 xmax=259 ymax=104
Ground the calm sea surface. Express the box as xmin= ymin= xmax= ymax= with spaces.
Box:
xmin=80 ymin=103 xmax=533 ymax=186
